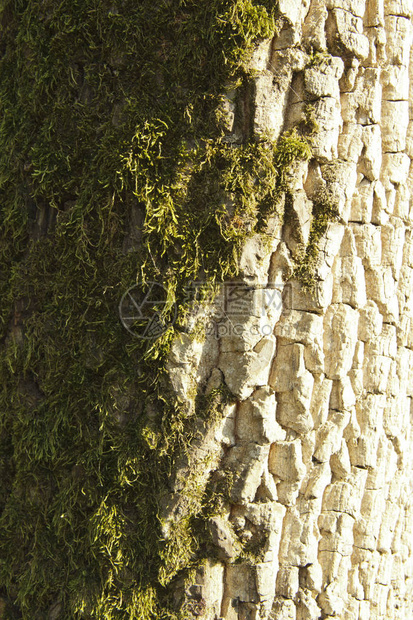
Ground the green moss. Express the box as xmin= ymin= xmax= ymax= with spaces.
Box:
xmin=292 ymin=183 xmax=340 ymax=289
xmin=302 ymin=103 xmax=320 ymax=135
xmin=0 ymin=1 xmax=315 ymax=618
xmin=307 ymin=48 xmax=330 ymax=66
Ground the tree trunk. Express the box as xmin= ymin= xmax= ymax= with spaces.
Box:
xmin=0 ymin=1 xmax=412 ymax=619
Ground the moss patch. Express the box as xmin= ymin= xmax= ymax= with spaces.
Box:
xmin=292 ymin=182 xmax=340 ymax=289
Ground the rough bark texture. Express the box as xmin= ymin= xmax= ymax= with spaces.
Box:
xmin=165 ymin=1 xmax=413 ymax=618
xmin=1 ymin=1 xmax=413 ymax=618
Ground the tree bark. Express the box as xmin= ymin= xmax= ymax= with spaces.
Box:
xmin=1 ymin=1 xmax=413 ymax=619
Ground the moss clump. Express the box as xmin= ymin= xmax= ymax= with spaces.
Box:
xmin=0 ymin=1 xmax=312 ymax=618
xmin=307 ymin=49 xmax=331 ymax=66
xmin=292 ymin=183 xmax=340 ymax=288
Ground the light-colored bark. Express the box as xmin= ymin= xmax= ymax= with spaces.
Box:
xmin=165 ymin=1 xmax=413 ymax=617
